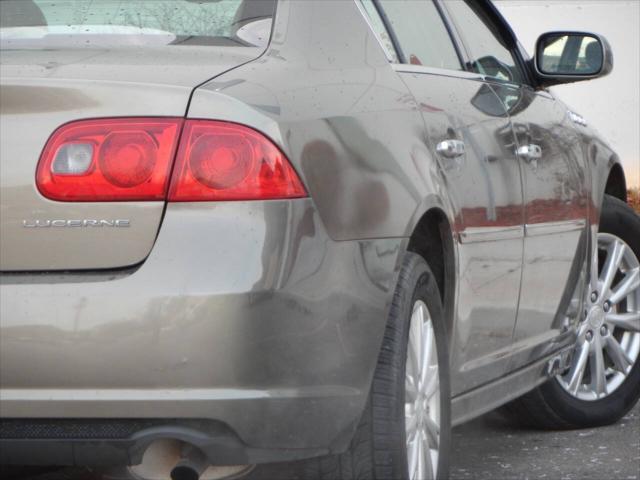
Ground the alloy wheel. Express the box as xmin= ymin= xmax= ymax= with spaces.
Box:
xmin=558 ymin=232 xmax=640 ymax=400
xmin=405 ymin=300 xmax=440 ymax=480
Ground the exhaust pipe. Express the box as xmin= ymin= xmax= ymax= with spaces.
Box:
xmin=170 ymin=445 xmax=209 ymax=480
xmin=125 ymin=439 xmax=251 ymax=480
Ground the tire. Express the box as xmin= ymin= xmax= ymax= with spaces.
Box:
xmin=300 ymin=252 xmax=451 ymax=479
xmin=503 ymin=194 xmax=640 ymax=429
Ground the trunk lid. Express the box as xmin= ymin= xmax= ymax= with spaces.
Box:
xmin=0 ymin=46 xmax=259 ymax=270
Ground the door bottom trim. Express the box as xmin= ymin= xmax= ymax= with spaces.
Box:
xmin=451 ymin=345 xmax=572 ymax=426
xmin=459 ymin=225 xmax=524 ymax=244
xmin=525 ymin=219 xmax=586 ymax=237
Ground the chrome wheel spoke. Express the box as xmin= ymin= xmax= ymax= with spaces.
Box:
xmin=406 ymin=374 xmax=419 ymax=403
xmin=590 ymin=240 xmax=600 ymax=293
xmin=420 ymin=321 xmax=434 ymax=388
xmin=566 ymin=340 xmax=590 ymax=394
xmin=607 ymin=312 xmax=640 ymax=332
xmin=605 ymin=336 xmax=633 ymax=373
xmin=405 ymin=406 xmax=418 ymax=435
xmin=609 ymin=268 xmax=640 ymax=305
xmin=421 ymin=430 xmax=434 ymax=480
xmin=409 ymin=316 xmax=422 ymax=379
xmin=408 ymin=431 xmax=420 ymax=480
xmin=590 ymin=336 xmax=607 ymax=396
xmin=601 ymin=239 xmax=625 ymax=295
xmin=424 ymin=366 xmax=439 ymax=400
xmin=425 ymin=417 xmax=439 ymax=450
xmin=416 ymin=433 xmax=425 ymax=480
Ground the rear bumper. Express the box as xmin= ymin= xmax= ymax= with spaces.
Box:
xmin=0 ymin=418 xmax=326 ymax=466
xmin=0 ymin=199 xmax=403 ymax=464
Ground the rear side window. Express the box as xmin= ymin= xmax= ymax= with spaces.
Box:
xmin=377 ymin=0 xmax=462 ymax=70
xmin=443 ymin=0 xmax=524 ymax=84
xmin=0 ymin=0 xmax=275 ymax=48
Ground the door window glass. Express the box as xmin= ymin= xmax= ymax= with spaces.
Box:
xmin=444 ymin=0 xmax=524 ymax=84
xmin=377 ymin=0 xmax=462 ymax=70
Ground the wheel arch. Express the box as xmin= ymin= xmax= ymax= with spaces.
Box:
xmin=603 ymin=162 xmax=627 ymax=203
xmin=406 ymin=206 xmax=457 ymax=349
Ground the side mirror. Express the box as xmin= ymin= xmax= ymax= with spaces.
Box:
xmin=534 ymin=32 xmax=613 ymax=88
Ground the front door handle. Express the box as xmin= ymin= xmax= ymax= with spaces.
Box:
xmin=436 ymin=139 xmax=465 ymax=158
xmin=516 ymin=144 xmax=542 ymax=161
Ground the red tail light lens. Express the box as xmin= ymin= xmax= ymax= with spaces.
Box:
xmin=168 ymin=120 xmax=306 ymax=201
xmin=36 ymin=118 xmax=306 ymax=202
xmin=37 ymin=118 xmax=183 ymax=201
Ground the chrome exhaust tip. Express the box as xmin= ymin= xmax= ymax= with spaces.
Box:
xmin=170 ymin=445 xmax=209 ymax=480
xmin=121 ymin=439 xmax=252 ymax=480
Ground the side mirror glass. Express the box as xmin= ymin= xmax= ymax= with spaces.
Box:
xmin=534 ymin=32 xmax=613 ymax=87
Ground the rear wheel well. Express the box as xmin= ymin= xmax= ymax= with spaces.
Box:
xmin=407 ymin=209 xmax=455 ymax=343
xmin=604 ymin=163 xmax=627 ymax=203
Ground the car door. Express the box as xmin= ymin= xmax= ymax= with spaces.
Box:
xmin=442 ymin=0 xmax=590 ymax=367
xmin=359 ymin=0 xmax=525 ymax=395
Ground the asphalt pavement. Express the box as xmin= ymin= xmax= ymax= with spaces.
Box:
xmin=2 ymin=402 xmax=639 ymax=480
xmin=450 ymin=401 xmax=640 ymax=480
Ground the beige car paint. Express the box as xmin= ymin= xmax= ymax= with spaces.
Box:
xmin=0 ymin=47 xmax=262 ymax=270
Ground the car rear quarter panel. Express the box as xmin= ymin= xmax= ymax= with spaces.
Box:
xmin=189 ymin=0 xmax=455 ymax=242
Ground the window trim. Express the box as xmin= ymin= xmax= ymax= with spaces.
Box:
xmin=392 ymin=63 xmax=484 ymax=82
xmin=353 ymin=0 xmax=400 ymax=63
xmin=353 ymin=0 xmax=516 ymax=82
xmin=352 ymin=0 xmax=536 ymax=88
xmin=370 ymin=0 xmax=407 ymax=64
xmin=374 ymin=0 xmax=467 ymax=71
xmin=355 ymin=0 xmax=471 ymax=75
xmin=430 ymin=0 xmax=467 ymax=71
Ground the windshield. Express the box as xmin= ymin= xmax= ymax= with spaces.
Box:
xmin=0 ymin=0 xmax=275 ymax=48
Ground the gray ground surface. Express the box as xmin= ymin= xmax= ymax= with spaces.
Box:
xmin=2 ymin=402 xmax=639 ymax=480
xmin=450 ymin=402 xmax=640 ymax=480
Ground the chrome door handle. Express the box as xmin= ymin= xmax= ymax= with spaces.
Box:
xmin=436 ymin=139 xmax=465 ymax=158
xmin=568 ymin=111 xmax=587 ymax=127
xmin=516 ymin=144 xmax=542 ymax=161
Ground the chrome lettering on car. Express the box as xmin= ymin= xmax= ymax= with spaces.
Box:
xmin=22 ymin=219 xmax=131 ymax=228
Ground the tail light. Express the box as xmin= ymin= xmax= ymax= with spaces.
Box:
xmin=36 ymin=118 xmax=306 ymax=202
xmin=168 ymin=120 xmax=306 ymax=201
xmin=37 ymin=118 xmax=183 ymax=201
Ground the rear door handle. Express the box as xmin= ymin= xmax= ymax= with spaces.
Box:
xmin=436 ymin=139 xmax=465 ymax=158
xmin=516 ymin=144 xmax=542 ymax=161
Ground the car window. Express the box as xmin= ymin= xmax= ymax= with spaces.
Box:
xmin=0 ymin=0 xmax=275 ymax=48
xmin=359 ymin=0 xmax=400 ymax=63
xmin=443 ymin=0 xmax=524 ymax=84
xmin=376 ymin=0 xmax=462 ymax=70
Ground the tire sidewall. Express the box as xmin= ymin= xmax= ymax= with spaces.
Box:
xmin=394 ymin=254 xmax=451 ymax=479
